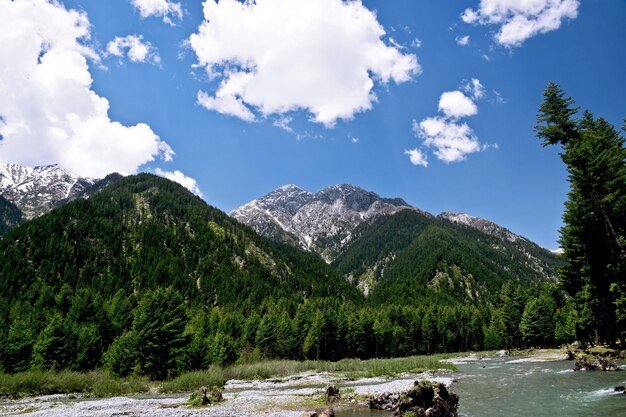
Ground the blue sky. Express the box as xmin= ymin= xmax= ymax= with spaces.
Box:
xmin=1 ymin=0 xmax=625 ymax=250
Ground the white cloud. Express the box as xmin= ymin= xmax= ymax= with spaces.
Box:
xmin=189 ymin=0 xmax=420 ymax=128
xmin=131 ymin=0 xmax=183 ymax=25
xmin=0 ymin=0 xmax=173 ymax=178
xmin=438 ymin=91 xmax=478 ymax=119
xmin=154 ymin=168 xmax=203 ymax=197
xmin=197 ymin=90 xmax=256 ymax=122
xmin=462 ymin=78 xmax=486 ymax=100
xmin=411 ymin=38 xmax=422 ymax=48
xmin=351 ymin=136 xmax=359 ymax=144
xmin=413 ymin=117 xmax=481 ymax=163
xmin=107 ymin=35 xmax=160 ymax=64
xmin=455 ymin=35 xmax=470 ymax=46
xmin=404 ymin=148 xmax=428 ymax=167
xmin=273 ymin=116 xmax=293 ymax=133
xmin=462 ymin=0 xmax=580 ymax=47
xmin=409 ymin=78 xmax=492 ymax=165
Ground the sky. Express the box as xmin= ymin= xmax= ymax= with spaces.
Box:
xmin=1 ymin=0 xmax=625 ymax=250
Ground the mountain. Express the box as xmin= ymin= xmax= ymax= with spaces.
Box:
xmin=0 ymin=162 xmax=100 ymax=219
xmin=231 ymin=184 xmax=419 ymax=262
xmin=332 ymin=209 xmax=561 ymax=302
xmin=0 ymin=174 xmax=360 ymax=309
xmin=438 ymin=212 xmax=530 ymax=243
xmin=0 ymin=195 xmax=23 ymax=237
xmin=437 ymin=211 xmax=557 ymax=276
xmin=0 ymin=176 xmax=568 ymax=373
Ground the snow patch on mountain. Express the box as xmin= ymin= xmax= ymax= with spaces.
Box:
xmin=438 ymin=211 xmax=523 ymax=243
xmin=0 ymin=162 xmax=97 ymax=219
xmin=231 ymin=184 xmax=418 ymax=262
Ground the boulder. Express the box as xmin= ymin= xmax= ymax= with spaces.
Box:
xmin=325 ymin=385 xmax=341 ymax=403
xmin=319 ymin=408 xmax=335 ymax=417
xmin=368 ymin=381 xmax=459 ymax=417
xmin=574 ymin=353 xmax=622 ymax=371
xmin=367 ymin=392 xmax=401 ymax=411
xmin=200 ymin=387 xmax=210 ymax=405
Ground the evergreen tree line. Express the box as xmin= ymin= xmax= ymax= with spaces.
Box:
xmin=0 ymin=281 xmax=576 ymax=379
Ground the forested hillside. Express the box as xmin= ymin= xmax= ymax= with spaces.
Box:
xmin=0 ymin=175 xmax=360 ymax=377
xmin=0 ymin=174 xmax=573 ymax=380
xmin=333 ymin=209 xmax=562 ymax=304
xmin=0 ymin=195 xmax=23 ymax=237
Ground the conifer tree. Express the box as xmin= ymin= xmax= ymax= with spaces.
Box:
xmin=133 ymin=287 xmax=188 ymax=379
xmin=536 ymin=82 xmax=626 ymax=345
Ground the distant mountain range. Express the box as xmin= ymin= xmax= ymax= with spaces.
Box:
xmin=0 ymin=165 xmax=566 ymax=373
xmin=0 ymin=162 xmax=560 ymax=302
xmin=0 ymin=174 xmax=360 ymax=308
xmin=230 ymin=184 xmax=421 ymax=262
xmin=232 ymin=184 xmax=561 ymax=298
xmin=0 ymin=162 xmax=120 ymax=234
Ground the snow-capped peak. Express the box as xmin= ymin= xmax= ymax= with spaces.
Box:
xmin=231 ymin=183 xmax=417 ymax=262
xmin=0 ymin=162 xmax=98 ymax=219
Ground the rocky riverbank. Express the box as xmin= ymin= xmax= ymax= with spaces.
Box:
xmin=0 ymin=371 xmax=455 ymax=417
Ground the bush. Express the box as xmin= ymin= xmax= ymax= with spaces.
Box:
xmin=103 ymin=332 xmax=138 ymax=377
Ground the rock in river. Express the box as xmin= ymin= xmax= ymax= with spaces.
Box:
xmin=368 ymin=380 xmax=459 ymax=417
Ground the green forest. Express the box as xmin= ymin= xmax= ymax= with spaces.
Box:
xmin=0 ymin=83 xmax=624 ymax=381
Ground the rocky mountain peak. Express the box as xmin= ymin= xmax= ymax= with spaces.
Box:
xmin=438 ymin=211 xmax=524 ymax=243
xmin=0 ymin=162 xmax=99 ymax=219
xmin=231 ymin=184 xmax=417 ymax=262
xmin=316 ymin=184 xmax=409 ymax=212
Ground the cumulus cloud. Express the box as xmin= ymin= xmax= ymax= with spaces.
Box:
xmin=189 ymin=0 xmax=420 ymax=127
xmin=438 ymin=91 xmax=478 ymax=119
xmin=154 ymin=168 xmax=203 ymax=197
xmin=404 ymin=148 xmax=428 ymax=167
xmin=0 ymin=0 xmax=173 ymax=178
xmin=455 ymin=35 xmax=470 ymax=46
xmin=462 ymin=0 xmax=580 ymax=47
xmin=408 ymin=78 xmax=491 ymax=165
xmin=413 ymin=118 xmax=481 ymax=164
xmin=107 ymin=35 xmax=160 ymax=64
xmin=131 ymin=0 xmax=183 ymax=25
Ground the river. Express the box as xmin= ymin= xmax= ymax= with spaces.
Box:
xmin=1 ymin=357 xmax=624 ymax=416
xmin=453 ymin=357 xmax=625 ymax=417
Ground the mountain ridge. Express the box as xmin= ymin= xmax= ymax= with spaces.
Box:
xmin=233 ymin=184 xmax=561 ymax=299
xmin=231 ymin=184 xmax=551 ymax=262
xmin=230 ymin=183 xmax=421 ymax=262
xmin=0 ymin=162 xmax=97 ymax=219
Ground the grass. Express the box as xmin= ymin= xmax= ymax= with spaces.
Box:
xmin=0 ymin=370 xmax=149 ymax=398
xmin=162 ymin=355 xmax=457 ymax=393
xmin=1 ymin=354 xmax=458 ymax=397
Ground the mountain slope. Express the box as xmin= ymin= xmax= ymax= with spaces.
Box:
xmin=0 ymin=174 xmax=361 ymax=308
xmin=332 ymin=209 xmax=561 ymax=303
xmin=437 ymin=211 xmax=558 ymax=278
xmin=231 ymin=184 xmax=418 ymax=261
xmin=0 ymin=195 xmax=22 ymax=237
xmin=0 ymin=162 xmax=98 ymax=219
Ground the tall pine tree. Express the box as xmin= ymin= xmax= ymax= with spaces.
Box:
xmin=536 ymin=82 xmax=626 ymax=345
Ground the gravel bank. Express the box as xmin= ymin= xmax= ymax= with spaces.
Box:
xmin=0 ymin=370 xmax=455 ymax=417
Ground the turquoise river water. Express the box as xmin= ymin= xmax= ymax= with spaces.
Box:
xmin=453 ymin=357 xmax=626 ymax=417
